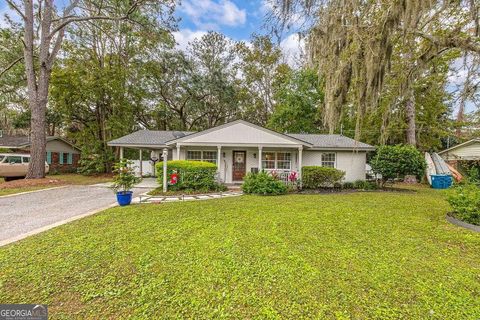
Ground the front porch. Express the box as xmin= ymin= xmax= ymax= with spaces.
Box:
xmin=171 ymin=144 xmax=303 ymax=185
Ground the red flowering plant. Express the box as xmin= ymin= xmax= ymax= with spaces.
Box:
xmin=288 ymin=170 xmax=301 ymax=191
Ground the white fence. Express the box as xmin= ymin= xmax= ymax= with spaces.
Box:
xmin=129 ymin=160 xmax=157 ymax=177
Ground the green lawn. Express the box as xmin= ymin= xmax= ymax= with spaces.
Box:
xmin=1 ymin=188 xmax=479 ymax=319
xmin=46 ymin=173 xmax=112 ymax=185
xmin=0 ymin=186 xmax=57 ymax=196
xmin=0 ymin=174 xmax=112 ymax=197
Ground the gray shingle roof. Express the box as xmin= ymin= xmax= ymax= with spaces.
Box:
xmin=0 ymin=136 xmax=30 ymax=147
xmin=108 ymin=130 xmax=194 ymax=146
xmin=287 ymin=134 xmax=375 ymax=150
xmin=109 ymin=129 xmax=374 ymax=150
xmin=0 ymin=135 xmax=81 ymax=151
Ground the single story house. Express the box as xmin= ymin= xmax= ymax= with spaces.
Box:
xmin=0 ymin=134 xmax=81 ymax=172
xmin=108 ymin=120 xmax=375 ymax=183
xmin=439 ymin=138 xmax=480 ymax=169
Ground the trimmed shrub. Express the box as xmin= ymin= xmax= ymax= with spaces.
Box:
xmin=241 ymin=171 xmax=287 ymax=195
xmin=353 ymin=179 xmax=367 ymax=189
xmin=353 ymin=180 xmax=378 ymax=190
xmin=370 ymin=145 xmax=426 ymax=185
xmin=302 ymin=166 xmax=345 ymax=189
xmin=342 ymin=182 xmax=354 ymax=189
xmin=447 ymin=182 xmax=480 ymax=225
xmin=156 ymin=160 xmax=224 ymax=192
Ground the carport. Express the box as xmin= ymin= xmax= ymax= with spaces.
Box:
xmin=107 ymin=130 xmax=192 ymax=177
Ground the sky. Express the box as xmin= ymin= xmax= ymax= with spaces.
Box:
xmin=172 ymin=0 xmax=303 ymax=63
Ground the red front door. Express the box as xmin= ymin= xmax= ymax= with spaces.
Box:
xmin=232 ymin=151 xmax=246 ymax=181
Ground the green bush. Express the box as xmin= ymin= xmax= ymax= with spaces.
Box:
xmin=342 ymin=182 xmax=354 ymax=189
xmin=241 ymin=171 xmax=287 ymax=195
xmin=353 ymin=180 xmax=378 ymax=190
xmin=156 ymin=160 xmax=224 ymax=192
xmin=370 ymin=145 xmax=426 ymax=185
xmin=447 ymin=182 xmax=480 ymax=225
xmin=353 ymin=180 xmax=367 ymax=189
xmin=302 ymin=166 xmax=345 ymax=189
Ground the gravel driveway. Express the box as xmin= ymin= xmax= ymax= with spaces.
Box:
xmin=0 ymin=185 xmax=143 ymax=244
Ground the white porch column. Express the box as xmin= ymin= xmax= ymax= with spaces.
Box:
xmin=176 ymin=144 xmax=181 ymax=160
xmin=119 ymin=147 xmax=124 ymax=160
xmin=162 ymin=148 xmax=168 ymax=192
xmin=298 ymin=147 xmax=303 ymax=189
xmin=258 ymin=146 xmax=263 ymax=172
xmin=217 ymin=145 xmax=222 ymax=179
xmin=139 ymin=149 xmax=143 ymax=177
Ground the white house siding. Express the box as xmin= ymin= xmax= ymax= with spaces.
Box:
xmin=303 ymin=150 xmax=366 ymax=182
xmin=180 ymin=122 xmax=300 ymax=146
xmin=441 ymin=142 xmax=480 ymax=161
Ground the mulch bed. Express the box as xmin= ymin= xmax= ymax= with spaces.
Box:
xmin=0 ymin=178 xmax=66 ymax=189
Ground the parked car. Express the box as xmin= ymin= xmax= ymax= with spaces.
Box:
xmin=0 ymin=154 xmax=49 ymax=181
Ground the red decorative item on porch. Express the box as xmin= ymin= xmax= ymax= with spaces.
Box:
xmin=170 ymin=172 xmax=179 ymax=185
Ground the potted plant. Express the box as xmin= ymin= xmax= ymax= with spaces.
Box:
xmin=111 ymin=159 xmax=141 ymax=206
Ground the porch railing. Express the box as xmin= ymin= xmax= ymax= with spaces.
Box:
xmin=263 ymin=169 xmax=297 ymax=185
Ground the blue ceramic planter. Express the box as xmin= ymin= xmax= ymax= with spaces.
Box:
xmin=116 ymin=191 xmax=133 ymax=206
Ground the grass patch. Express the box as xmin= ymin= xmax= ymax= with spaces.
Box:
xmin=0 ymin=186 xmax=56 ymax=196
xmin=0 ymin=188 xmax=479 ymax=318
xmin=46 ymin=173 xmax=112 ymax=185
xmin=0 ymin=174 xmax=112 ymax=196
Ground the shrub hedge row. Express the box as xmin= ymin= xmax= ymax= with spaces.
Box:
xmin=156 ymin=160 xmax=224 ymax=192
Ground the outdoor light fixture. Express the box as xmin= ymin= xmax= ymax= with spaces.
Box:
xmin=253 ymin=153 xmax=257 ymax=158
xmin=223 ymin=152 xmax=226 ymax=158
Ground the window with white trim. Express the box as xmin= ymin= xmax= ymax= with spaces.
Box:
xmin=321 ymin=153 xmax=336 ymax=168
xmin=202 ymin=151 xmax=217 ymax=164
xmin=186 ymin=150 xmax=217 ymax=164
xmin=262 ymin=152 xmax=291 ymax=170
xmin=262 ymin=152 xmax=276 ymax=169
xmin=276 ymin=152 xmax=291 ymax=170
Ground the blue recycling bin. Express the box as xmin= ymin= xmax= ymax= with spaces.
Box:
xmin=431 ymin=175 xmax=453 ymax=189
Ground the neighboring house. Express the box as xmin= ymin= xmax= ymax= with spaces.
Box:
xmin=108 ymin=120 xmax=375 ymax=183
xmin=0 ymin=134 xmax=81 ymax=173
xmin=439 ymin=138 xmax=480 ymax=169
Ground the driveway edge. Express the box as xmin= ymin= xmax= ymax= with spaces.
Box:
xmin=0 ymin=203 xmax=118 ymax=247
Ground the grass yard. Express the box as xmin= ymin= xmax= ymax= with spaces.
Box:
xmin=0 ymin=174 xmax=112 ymax=196
xmin=0 ymin=187 xmax=479 ymax=319
xmin=0 ymin=185 xmax=58 ymax=196
xmin=46 ymin=173 xmax=112 ymax=185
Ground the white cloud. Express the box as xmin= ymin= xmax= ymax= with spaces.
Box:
xmin=180 ymin=0 xmax=246 ymax=29
xmin=172 ymin=28 xmax=208 ymax=50
xmin=280 ymin=33 xmax=305 ymax=67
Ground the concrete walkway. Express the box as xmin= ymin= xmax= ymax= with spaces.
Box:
xmin=0 ymin=185 xmax=145 ymax=245
xmin=135 ymin=191 xmax=243 ymax=204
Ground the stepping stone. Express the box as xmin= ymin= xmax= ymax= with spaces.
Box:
xmin=197 ymin=195 xmax=210 ymax=199
xmin=183 ymin=196 xmax=196 ymax=200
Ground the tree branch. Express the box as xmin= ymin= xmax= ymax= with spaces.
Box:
xmin=5 ymin=0 xmax=26 ymax=21
xmin=49 ymin=0 xmax=142 ymax=38
xmin=0 ymin=56 xmax=23 ymax=77
xmin=410 ymin=29 xmax=480 ymax=54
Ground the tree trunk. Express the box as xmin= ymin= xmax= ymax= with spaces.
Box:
xmin=405 ymin=89 xmax=416 ymax=146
